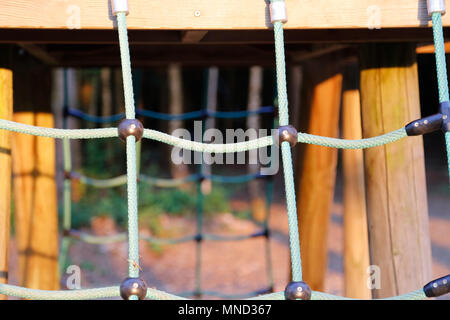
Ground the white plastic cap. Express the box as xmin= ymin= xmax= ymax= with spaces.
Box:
xmin=270 ymin=2 xmax=288 ymax=24
xmin=111 ymin=0 xmax=129 ymax=16
xmin=427 ymin=0 xmax=446 ymax=16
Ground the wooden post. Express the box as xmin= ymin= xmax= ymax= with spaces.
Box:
xmin=202 ymin=67 xmax=219 ymax=194
xmin=247 ymin=66 xmax=266 ymax=222
xmin=295 ymin=56 xmax=342 ymax=291
xmin=12 ymin=56 xmax=59 ymax=290
xmin=168 ymin=63 xmax=189 ymax=179
xmin=359 ymin=43 xmax=432 ymax=298
xmin=342 ymin=63 xmax=371 ymax=299
xmin=0 ymin=68 xmax=12 ymax=300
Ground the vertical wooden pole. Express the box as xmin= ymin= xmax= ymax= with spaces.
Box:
xmin=202 ymin=67 xmax=219 ymax=194
xmin=0 ymin=68 xmax=12 ymax=300
xmin=295 ymin=57 xmax=342 ymax=291
xmin=12 ymin=58 xmax=59 ymax=290
xmin=342 ymin=63 xmax=371 ymax=299
xmin=168 ymin=63 xmax=189 ymax=179
xmin=359 ymin=43 xmax=432 ymax=298
xmin=247 ymin=66 xmax=265 ymax=221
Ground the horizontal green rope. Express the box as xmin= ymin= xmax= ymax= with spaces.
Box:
xmin=248 ymin=289 xmax=427 ymax=300
xmin=64 ymin=229 xmax=268 ymax=245
xmin=0 ymin=284 xmax=426 ymax=300
xmin=0 ymin=284 xmax=120 ymax=300
xmin=0 ymin=119 xmax=409 ymax=151
xmin=0 ymin=119 xmax=118 ymax=139
xmin=73 ymin=173 xmax=199 ymax=189
xmin=72 ymin=172 xmax=264 ymax=188
xmin=298 ymin=128 xmax=407 ymax=149
xmin=179 ymin=288 xmax=273 ymax=299
xmin=142 ymin=128 xmax=273 ymax=153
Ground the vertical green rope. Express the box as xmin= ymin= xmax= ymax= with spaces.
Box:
xmin=126 ymin=137 xmax=139 ymax=278
xmin=272 ymin=11 xmax=303 ymax=281
xmin=117 ymin=13 xmax=136 ymax=120
xmin=431 ymin=12 xmax=450 ymax=181
xmin=432 ymin=13 xmax=450 ymax=103
xmin=117 ymin=12 xmax=140 ymax=286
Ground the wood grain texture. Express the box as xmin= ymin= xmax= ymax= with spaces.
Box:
xmin=342 ymin=64 xmax=371 ymax=299
xmin=12 ymin=61 xmax=59 ymax=291
xmin=0 ymin=0 xmax=446 ymax=30
xmin=0 ymin=68 xmax=12 ymax=300
xmin=359 ymin=43 xmax=432 ymax=298
xmin=12 ymin=113 xmax=59 ymax=291
xmin=295 ymin=57 xmax=342 ymax=291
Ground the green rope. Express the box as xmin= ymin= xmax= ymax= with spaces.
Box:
xmin=0 ymin=283 xmax=426 ymax=301
xmin=432 ymin=12 xmax=450 ymax=181
xmin=272 ymin=11 xmax=303 ymax=280
xmin=0 ymin=119 xmax=409 ymax=151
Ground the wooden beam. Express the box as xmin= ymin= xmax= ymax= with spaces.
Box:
xmin=416 ymin=41 xmax=450 ymax=54
xmin=342 ymin=64 xmax=371 ymax=299
xmin=0 ymin=0 xmax=446 ymax=30
xmin=181 ymin=31 xmax=208 ymax=43
xmin=295 ymin=56 xmax=342 ymax=291
xmin=17 ymin=43 xmax=59 ymax=66
xmin=0 ymin=68 xmax=12 ymax=300
xmin=12 ymin=57 xmax=59 ymax=291
xmin=359 ymin=43 xmax=432 ymax=298
xmin=0 ymin=28 xmax=443 ymax=45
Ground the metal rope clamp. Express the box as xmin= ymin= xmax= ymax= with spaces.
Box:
xmin=269 ymin=1 xmax=288 ymax=24
xmin=405 ymin=101 xmax=450 ymax=136
xmin=111 ymin=0 xmax=129 ymax=16
xmin=427 ymin=0 xmax=446 ymax=16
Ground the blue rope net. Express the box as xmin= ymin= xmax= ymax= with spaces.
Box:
xmin=0 ymin=3 xmax=449 ymax=300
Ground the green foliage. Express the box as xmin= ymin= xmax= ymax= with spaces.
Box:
xmin=203 ymin=187 xmax=231 ymax=216
xmin=71 ymin=187 xmax=128 ymax=228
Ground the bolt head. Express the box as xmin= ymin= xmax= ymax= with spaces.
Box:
xmin=120 ymin=277 xmax=148 ymax=300
xmin=275 ymin=125 xmax=298 ymax=147
xmin=284 ymin=281 xmax=312 ymax=300
xmin=118 ymin=119 xmax=144 ymax=142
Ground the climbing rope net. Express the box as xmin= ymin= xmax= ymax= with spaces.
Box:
xmin=0 ymin=0 xmax=449 ymax=300
xmin=60 ymin=69 xmax=277 ymax=299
